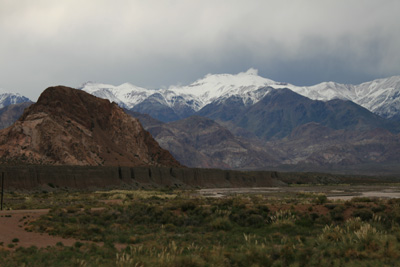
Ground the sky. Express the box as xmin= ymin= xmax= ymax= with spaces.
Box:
xmin=1 ymin=0 xmax=399 ymax=101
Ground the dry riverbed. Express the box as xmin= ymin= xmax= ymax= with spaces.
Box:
xmin=198 ymin=184 xmax=400 ymax=200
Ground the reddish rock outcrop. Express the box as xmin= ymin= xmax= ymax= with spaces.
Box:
xmin=0 ymin=86 xmax=181 ymax=167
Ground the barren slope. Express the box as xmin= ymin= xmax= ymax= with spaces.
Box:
xmin=0 ymin=86 xmax=181 ymax=167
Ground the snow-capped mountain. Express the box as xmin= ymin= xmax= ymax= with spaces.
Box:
xmin=287 ymin=76 xmax=400 ymax=120
xmin=80 ymin=69 xmax=278 ymax=113
xmin=165 ymin=68 xmax=277 ymax=108
xmin=77 ymin=72 xmax=400 ymax=174
xmin=78 ymin=82 xmax=152 ymax=109
xmin=0 ymin=89 xmax=31 ymax=109
xmin=79 ymin=69 xmax=400 ymax=121
xmin=352 ymin=76 xmax=400 ymax=120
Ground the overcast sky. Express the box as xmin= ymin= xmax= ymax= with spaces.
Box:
xmin=1 ymin=0 xmax=399 ymax=100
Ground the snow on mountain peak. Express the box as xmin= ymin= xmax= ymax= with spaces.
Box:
xmin=0 ymin=90 xmax=31 ymax=109
xmin=80 ymin=70 xmax=281 ymax=113
xmin=79 ymin=72 xmax=400 ymax=120
xmin=80 ymin=81 xmax=154 ymax=109
xmin=165 ymin=69 xmax=277 ymax=108
xmin=285 ymin=76 xmax=400 ymax=119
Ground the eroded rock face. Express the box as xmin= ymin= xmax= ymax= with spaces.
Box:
xmin=0 ymin=86 xmax=181 ymax=167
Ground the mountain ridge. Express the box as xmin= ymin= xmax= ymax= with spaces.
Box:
xmin=143 ymin=115 xmax=280 ymax=169
xmin=198 ymin=88 xmax=400 ymax=141
xmin=79 ymin=70 xmax=400 ymax=121
xmin=0 ymin=91 xmax=31 ymax=109
xmin=1 ymin=88 xmax=399 ymax=173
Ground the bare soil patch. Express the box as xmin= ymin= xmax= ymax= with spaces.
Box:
xmin=0 ymin=209 xmax=125 ymax=250
xmin=0 ymin=209 xmax=78 ymax=249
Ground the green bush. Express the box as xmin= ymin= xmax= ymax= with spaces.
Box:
xmin=295 ymin=216 xmax=314 ymax=227
xmin=371 ymin=205 xmax=386 ymax=213
xmin=352 ymin=208 xmax=373 ymax=221
xmin=330 ymin=205 xmax=345 ymax=221
xmin=314 ymin=194 xmax=328 ymax=204
xmin=180 ymin=201 xmax=197 ymax=212
xmin=324 ymin=204 xmax=337 ymax=210
xmin=246 ymin=214 xmax=265 ymax=227
xmin=209 ymin=217 xmax=233 ymax=231
xmin=352 ymin=197 xmax=373 ymax=203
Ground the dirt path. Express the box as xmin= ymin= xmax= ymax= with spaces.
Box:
xmin=0 ymin=209 xmax=80 ymax=249
xmin=0 ymin=209 xmax=125 ymax=250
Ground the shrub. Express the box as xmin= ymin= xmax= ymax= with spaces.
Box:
xmin=354 ymin=223 xmax=379 ymax=243
xmin=352 ymin=197 xmax=373 ymax=203
xmin=352 ymin=209 xmax=373 ymax=221
xmin=246 ymin=214 xmax=264 ymax=227
xmin=74 ymin=242 xmax=84 ymax=248
xmin=310 ymin=213 xmax=319 ymax=221
xmin=324 ymin=204 xmax=337 ymax=210
xmin=180 ymin=201 xmax=197 ymax=212
xmin=295 ymin=216 xmax=314 ymax=227
xmin=314 ymin=194 xmax=328 ymax=204
xmin=319 ymin=225 xmax=344 ymax=242
xmin=330 ymin=205 xmax=345 ymax=221
xmin=255 ymin=204 xmax=270 ymax=214
xmin=371 ymin=205 xmax=386 ymax=213
xmin=269 ymin=210 xmax=297 ymax=227
xmin=209 ymin=217 xmax=233 ymax=231
xmin=172 ymin=255 xmax=206 ymax=267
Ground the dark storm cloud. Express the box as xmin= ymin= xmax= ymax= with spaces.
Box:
xmin=0 ymin=0 xmax=399 ymax=100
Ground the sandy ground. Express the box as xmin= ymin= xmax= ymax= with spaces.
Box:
xmin=0 ymin=208 xmax=125 ymax=250
xmin=0 ymin=209 xmax=78 ymax=249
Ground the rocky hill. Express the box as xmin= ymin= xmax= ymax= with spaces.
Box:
xmin=0 ymin=86 xmax=181 ymax=167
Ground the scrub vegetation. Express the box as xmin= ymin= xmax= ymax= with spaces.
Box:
xmin=1 ymin=189 xmax=400 ymax=266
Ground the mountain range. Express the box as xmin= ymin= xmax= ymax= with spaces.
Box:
xmin=80 ymin=69 xmax=400 ymax=122
xmin=128 ymin=91 xmax=400 ymax=174
xmin=79 ymin=70 xmax=400 ymax=174
xmin=1 ymin=70 xmax=400 ymax=174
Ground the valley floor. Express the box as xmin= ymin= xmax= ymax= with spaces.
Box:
xmin=1 ymin=185 xmax=400 ymax=266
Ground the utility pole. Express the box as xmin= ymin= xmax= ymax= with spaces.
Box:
xmin=1 ymin=172 xmax=4 ymax=211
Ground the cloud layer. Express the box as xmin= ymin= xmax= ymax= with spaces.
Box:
xmin=1 ymin=0 xmax=399 ymax=100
